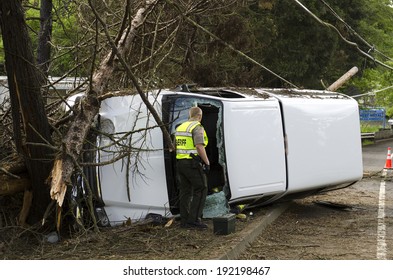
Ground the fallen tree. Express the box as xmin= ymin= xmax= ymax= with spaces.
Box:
xmin=0 ymin=158 xmax=31 ymax=226
xmin=0 ymin=176 xmax=29 ymax=196
xmin=47 ymin=0 xmax=177 ymax=231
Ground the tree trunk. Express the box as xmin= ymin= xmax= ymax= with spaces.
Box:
xmin=0 ymin=0 xmax=54 ymax=224
xmin=37 ymin=0 xmax=53 ymax=76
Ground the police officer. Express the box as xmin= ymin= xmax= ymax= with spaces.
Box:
xmin=175 ymin=107 xmax=210 ymax=229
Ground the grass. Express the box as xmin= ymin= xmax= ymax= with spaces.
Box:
xmin=362 ymin=140 xmax=375 ymax=146
xmin=360 ymin=123 xmax=381 ymax=133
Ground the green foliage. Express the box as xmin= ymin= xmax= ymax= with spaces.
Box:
xmin=361 ymin=123 xmax=381 ymax=133
xmin=17 ymin=1 xmax=87 ymax=76
xmin=1 ymin=0 xmax=392 ymax=92
xmin=342 ymin=0 xmax=393 ymax=112
xmin=180 ymin=0 xmax=393 ymax=89
xmin=50 ymin=9 xmax=85 ymax=76
xmin=263 ymin=0 xmax=342 ymax=88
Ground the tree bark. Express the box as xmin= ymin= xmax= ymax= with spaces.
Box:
xmin=37 ymin=0 xmax=53 ymax=76
xmin=0 ymin=0 xmax=54 ymax=224
xmin=0 ymin=175 xmax=30 ymax=195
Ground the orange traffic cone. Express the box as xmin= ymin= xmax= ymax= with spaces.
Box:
xmin=385 ymin=147 xmax=392 ymax=169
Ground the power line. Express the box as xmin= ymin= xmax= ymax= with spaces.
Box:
xmin=319 ymin=0 xmax=393 ymax=62
xmin=165 ymin=0 xmax=299 ymax=88
xmin=293 ymin=0 xmax=393 ymax=71
xmin=352 ymin=85 xmax=393 ymax=98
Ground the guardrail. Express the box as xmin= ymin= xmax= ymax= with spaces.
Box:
xmin=361 ymin=133 xmax=375 ymax=143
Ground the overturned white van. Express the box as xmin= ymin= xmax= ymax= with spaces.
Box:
xmin=71 ymin=86 xmax=363 ymax=226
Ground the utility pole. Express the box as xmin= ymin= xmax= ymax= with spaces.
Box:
xmin=327 ymin=66 xmax=359 ymax=92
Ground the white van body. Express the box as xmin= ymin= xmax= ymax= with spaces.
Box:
xmin=73 ymin=87 xmax=363 ymax=225
xmin=97 ymin=95 xmax=169 ymax=223
xmin=260 ymin=89 xmax=363 ymax=194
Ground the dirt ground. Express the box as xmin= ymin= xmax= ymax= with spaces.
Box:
xmin=240 ymin=174 xmax=392 ymax=260
xmin=1 ymin=173 xmax=390 ymax=260
xmin=0 ymin=199 xmax=273 ymax=260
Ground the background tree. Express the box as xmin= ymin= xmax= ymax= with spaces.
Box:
xmin=37 ymin=0 xmax=53 ymax=76
xmin=0 ymin=0 xmax=54 ymax=225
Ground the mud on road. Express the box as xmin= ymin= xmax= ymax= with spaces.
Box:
xmin=240 ymin=173 xmax=393 ymax=260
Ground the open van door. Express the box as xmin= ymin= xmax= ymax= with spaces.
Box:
xmin=223 ymin=99 xmax=287 ymax=203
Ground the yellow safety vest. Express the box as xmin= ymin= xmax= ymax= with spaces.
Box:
xmin=175 ymin=121 xmax=208 ymax=159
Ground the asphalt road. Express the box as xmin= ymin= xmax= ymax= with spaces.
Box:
xmin=238 ymin=140 xmax=393 ymax=260
xmin=362 ymin=139 xmax=393 ymax=172
xmin=363 ymin=139 xmax=393 ymax=260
